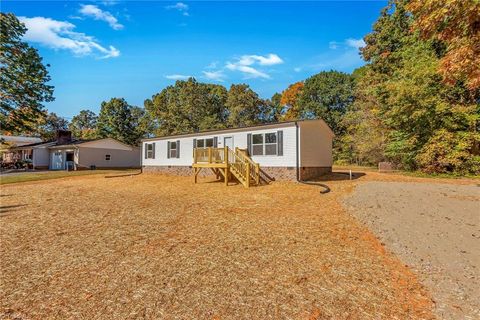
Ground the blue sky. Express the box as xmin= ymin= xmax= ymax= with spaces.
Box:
xmin=3 ymin=1 xmax=386 ymax=119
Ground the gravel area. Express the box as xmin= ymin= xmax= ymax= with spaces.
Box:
xmin=343 ymin=181 xmax=480 ymax=319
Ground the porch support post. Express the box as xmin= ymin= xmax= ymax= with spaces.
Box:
xmin=246 ymin=163 xmax=250 ymax=188
xmin=224 ymin=168 xmax=229 ymax=186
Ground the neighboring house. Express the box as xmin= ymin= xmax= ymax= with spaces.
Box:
xmin=1 ymin=135 xmax=43 ymax=163
xmin=141 ymin=119 xmax=334 ymax=182
xmin=5 ymin=131 xmax=140 ymax=170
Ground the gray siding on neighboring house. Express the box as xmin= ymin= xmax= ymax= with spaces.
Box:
xmin=32 ymin=147 xmax=49 ymax=168
xmin=77 ymin=147 xmax=140 ymax=168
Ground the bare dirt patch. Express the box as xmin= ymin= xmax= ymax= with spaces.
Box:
xmin=343 ymin=181 xmax=480 ymax=319
xmin=0 ymin=173 xmax=434 ymax=319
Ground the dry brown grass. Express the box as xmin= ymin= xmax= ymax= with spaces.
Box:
xmin=0 ymin=172 xmax=438 ymax=319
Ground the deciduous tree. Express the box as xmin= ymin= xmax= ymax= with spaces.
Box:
xmin=36 ymin=112 xmax=69 ymax=140
xmin=0 ymin=13 xmax=54 ymax=133
xmin=299 ymin=71 xmax=354 ymax=136
xmin=259 ymin=93 xmax=283 ymax=123
xmin=408 ymin=0 xmax=480 ymax=90
xmin=346 ymin=0 xmax=479 ymax=174
xmin=225 ymin=84 xmax=262 ymax=127
xmin=97 ymin=98 xmax=146 ymax=145
xmin=145 ymin=78 xmax=227 ymax=136
xmin=280 ymin=82 xmax=304 ymax=120
xmin=69 ymin=110 xmax=98 ymax=139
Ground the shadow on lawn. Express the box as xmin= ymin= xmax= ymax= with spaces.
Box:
xmin=0 ymin=204 xmax=27 ymax=216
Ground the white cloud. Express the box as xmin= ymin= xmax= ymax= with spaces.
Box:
xmin=237 ymin=53 xmax=283 ymax=66
xmin=226 ymin=63 xmax=270 ymax=79
xmin=165 ymin=2 xmax=189 ymax=16
xmin=345 ymin=38 xmax=365 ymax=49
xmin=202 ymin=70 xmax=226 ymax=82
xmin=296 ymin=37 xmax=366 ymax=73
xmin=101 ymin=0 xmax=119 ymax=6
xmin=225 ymin=53 xmax=283 ymax=79
xmin=294 ymin=67 xmax=302 ymax=72
xmin=310 ymin=49 xmax=363 ymax=71
xmin=206 ymin=61 xmax=219 ymax=69
xmin=79 ymin=4 xmax=123 ymax=30
xmin=165 ymin=74 xmax=192 ymax=80
xmin=19 ymin=16 xmax=120 ymax=59
xmin=328 ymin=41 xmax=339 ymax=50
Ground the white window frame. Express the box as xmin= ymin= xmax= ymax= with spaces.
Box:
xmin=252 ymin=132 xmax=277 ymax=156
xmin=195 ymin=138 xmax=214 ymax=148
xmin=169 ymin=141 xmax=177 ymax=158
xmin=146 ymin=143 xmax=154 ymax=159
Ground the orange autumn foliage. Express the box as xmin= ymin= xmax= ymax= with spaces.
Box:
xmin=408 ymin=0 xmax=480 ymax=90
xmin=280 ymin=81 xmax=304 ymax=120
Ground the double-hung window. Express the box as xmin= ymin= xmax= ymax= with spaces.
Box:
xmin=251 ymin=132 xmax=278 ymax=156
xmin=145 ymin=143 xmax=155 ymax=159
xmin=169 ymin=141 xmax=178 ymax=158
xmin=167 ymin=140 xmax=180 ymax=158
xmin=195 ymin=138 xmax=215 ymax=148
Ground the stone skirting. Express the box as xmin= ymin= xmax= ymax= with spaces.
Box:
xmin=260 ymin=166 xmax=297 ymax=181
xmin=142 ymin=165 xmax=331 ymax=181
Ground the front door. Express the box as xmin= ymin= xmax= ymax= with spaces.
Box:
xmin=224 ymin=136 xmax=234 ymax=150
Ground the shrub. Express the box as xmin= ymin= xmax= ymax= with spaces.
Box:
xmin=416 ymin=130 xmax=480 ymax=175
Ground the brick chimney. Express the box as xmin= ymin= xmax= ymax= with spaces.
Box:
xmin=56 ymin=130 xmax=72 ymax=144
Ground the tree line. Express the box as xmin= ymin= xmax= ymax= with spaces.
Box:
xmin=1 ymin=1 xmax=479 ymax=175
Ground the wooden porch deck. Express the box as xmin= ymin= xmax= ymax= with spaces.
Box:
xmin=192 ymin=147 xmax=260 ymax=188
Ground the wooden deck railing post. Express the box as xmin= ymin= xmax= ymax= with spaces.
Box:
xmin=246 ymin=162 xmax=250 ymax=188
xmin=255 ymin=163 xmax=260 ymax=185
xmin=208 ymin=147 xmax=212 ymax=163
xmin=193 ymin=148 xmax=197 ymax=164
xmin=224 ymin=146 xmax=229 ymax=186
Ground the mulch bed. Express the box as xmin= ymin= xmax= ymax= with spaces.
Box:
xmin=1 ymin=173 xmax=434 ymax=319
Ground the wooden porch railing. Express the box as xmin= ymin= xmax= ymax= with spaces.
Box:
xmin=193 ymin=147 xmax=227 ymax=164
xmin=193 ymin=147 xmax=260 ymax=188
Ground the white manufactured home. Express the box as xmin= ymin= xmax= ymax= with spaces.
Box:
xmin=142 ymin=119 xmax=334 ymax=184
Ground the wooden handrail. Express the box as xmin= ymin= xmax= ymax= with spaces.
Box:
xmin=193 ymin=146 xmax=260 ymax=188
xmin=230 ymin=147 xmax=260 ymax=187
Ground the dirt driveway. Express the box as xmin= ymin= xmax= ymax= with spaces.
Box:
xmin=0 ymin=173 xmax=434 ymax=319
xmin=343 ymin=180 xmax=480 ymax=319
